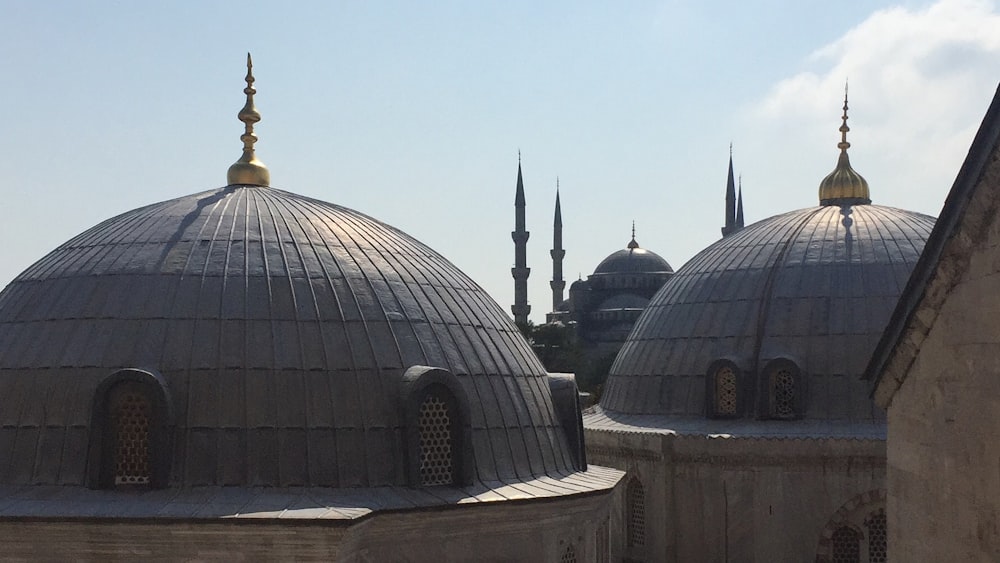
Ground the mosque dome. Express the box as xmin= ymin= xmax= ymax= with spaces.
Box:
xmin=592 ymin=235 xmax=673 ymax=276
xmin=0 ymin=58 xmax=578 ymax=489
xmin=600 ymin=95 xmax=936 ymax=424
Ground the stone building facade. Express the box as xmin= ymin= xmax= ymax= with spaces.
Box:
xmin=867 ymin=84 xmax=1000 ymax=562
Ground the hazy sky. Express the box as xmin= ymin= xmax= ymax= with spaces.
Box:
xmin=2 ymin=0 xmax=999 ymax=323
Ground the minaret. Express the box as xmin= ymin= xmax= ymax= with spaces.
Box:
xmin=511 ymin=154 xmax=531 ymax=325
xmin=721 ymin=145 xmax=737 ymax=236
xmin=550 ymin=179 xmax=565 ymax=311
xmin=736 ymin=176 xmax=745 ymax=229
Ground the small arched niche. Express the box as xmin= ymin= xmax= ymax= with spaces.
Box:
xmin=400 ymin=366 xmax=473 ymax=487
xmin=87 ymin=368 xmax=173 ymax=490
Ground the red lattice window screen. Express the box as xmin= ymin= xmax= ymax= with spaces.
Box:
xmin=716 ymin=366 xmax=737 ymax=415
xmin=419 ymin=393 xmax=454 ymax=486
xmin=111 ymin=388 xmax=152 ymax=486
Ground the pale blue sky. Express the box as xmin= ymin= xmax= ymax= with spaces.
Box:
xmin=2 ymin=0 xmax=998 ymax=322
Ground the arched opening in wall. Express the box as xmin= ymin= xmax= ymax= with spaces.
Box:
xmin=865 ymin=509 xmax=886 ymax=563
xmin=110 ymin=383 xmax=152 ymax=486
xmin=560 ymin=544 xmax=577 ymax=563
xmin=831 ymin=526 xmax=861 ymax=563
xmin=87 ymin=369 xmax=172 ymax=490
xmin=626 ymin=477 xmax=646 ymax=548
xmin=418 ymin=387 xmax=456 ymax=486
xmin=764 ymin=358 xmax=802 ymax=419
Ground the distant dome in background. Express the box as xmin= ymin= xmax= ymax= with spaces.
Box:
xmin=592 ymin=237 xmax=673 ymax=276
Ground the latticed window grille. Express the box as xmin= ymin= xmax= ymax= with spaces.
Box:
xmin=865 ymin=509 xmax=887 ymax=563
xmin=715 ymin=365 xmax=738 ymax=415
xmin=627 ymin=478 xmax=646 ymax=547
xmin=831 ymin=526 xmax=861 ymax=563
xmin=772 ymin=367 xmax=796 ymax=418
xmin=596 ymin=519 xmax=610 ymax=563
xmin=111 ymin=388 xmax=152 ymax=486
xmin=560 ymin=544 xmax=577 ymax=563
xmin=419 ymin=393 xmax=454 ymax=486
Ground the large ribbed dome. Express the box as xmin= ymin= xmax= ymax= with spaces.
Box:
xmin=600 ymin=204 xmax=935 ymax=421
xmin=0 ymin=185 xmax=576 ymax=487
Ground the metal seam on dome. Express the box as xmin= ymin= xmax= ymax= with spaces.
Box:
xmin=748 ymin=208 xmax=825 ymax=415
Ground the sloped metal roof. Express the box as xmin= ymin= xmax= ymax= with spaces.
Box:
xmin=600 ymin=204 xmax=935 ymax=424
xmin=0 ymin=465 xmax=623 ymax=521
xmin=0 ymin=185 xmax=576 ymax=487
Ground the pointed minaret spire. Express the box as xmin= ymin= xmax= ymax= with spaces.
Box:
xmin=227 ymin=53 xmax=270 ymax=187
xmin=511 ymin=156 xmax=531 ymax=325
xmin=736 ymin=176 xmax=745 ymax=229
xmin=550 ymin=178 xmax=566 ymax=311
xmin=722 ymin=145 xmax=737 ymax=236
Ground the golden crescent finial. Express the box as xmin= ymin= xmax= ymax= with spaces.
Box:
xmin=227 ymin=53 xmax=270 ymax=186
xmin=818 ymin=82 xmax=870 ymax=206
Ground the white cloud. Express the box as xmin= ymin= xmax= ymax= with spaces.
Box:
xmin=746 ymin=0 xmax=1000 ymax=217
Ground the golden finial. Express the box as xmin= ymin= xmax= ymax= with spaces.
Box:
xmin=227 ymin=53 xmax=270 ymax=187
xmin=838 ymin=81 xmax=851 ymax=152
xmin=628 ymin=221 xmax=639 ymax=249
xmin=818 ymin=81 xmax=870 ymax=206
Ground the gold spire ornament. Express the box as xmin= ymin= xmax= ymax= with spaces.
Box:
xmin=227 ymin=53 xmax=270 ymax=186
xmin=818 ymin=84 xmax=870 ymax=206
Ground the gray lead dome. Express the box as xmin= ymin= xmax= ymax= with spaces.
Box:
xmin=0 ymin=185 xmax=576 ymax=487
xmin=601 ymin=204 xmax=935 ymax=421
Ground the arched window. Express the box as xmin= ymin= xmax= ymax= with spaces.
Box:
xmin=560 ymin=544 xmax=577 ymax=563
xmin=418 ymin=389 xmax=455 ymax=486
xmin=865 ymin=509 xmax=887 ymax=563
xmin=706 ymin=359 xmax=742 ymax=418
xmin=831 ymin=526 xmax=861 ymax=563
xmin=626 ymin=477 xmax=646 ymax=547
xmin=110 ymin=384 xmax=152 ymax=486
xmin=764 ymin=358 xmax=802 ymax=419
xmin=400 ymin=366 xmax=472 ymax=488
xmin=87 ymin=369 xmax=172 ymax=490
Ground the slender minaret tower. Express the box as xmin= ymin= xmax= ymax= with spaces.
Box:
xmin=721 ymin=144 xmax=738 ymax=237
xmin=736 ymin=175 xmax=745 ymax=229
xmin=511 ymin=154 xmax=531 ymax=325
xmin=550 ymin=179 xmax=565 ymax=311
